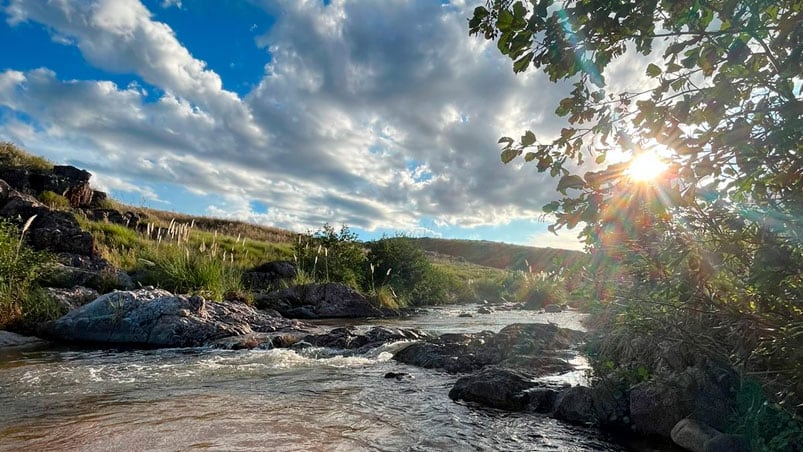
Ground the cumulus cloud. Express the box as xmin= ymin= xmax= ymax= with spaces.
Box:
xmin=0 ymin=0 xmax=646 ymax=248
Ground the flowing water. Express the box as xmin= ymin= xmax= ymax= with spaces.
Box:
xmin=0 ymin=306 xmax=631 ymax=451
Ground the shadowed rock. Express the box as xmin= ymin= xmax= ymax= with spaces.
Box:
xmin=256 ymin=282 xmax=386 ymax=318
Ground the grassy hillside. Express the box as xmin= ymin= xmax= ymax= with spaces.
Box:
xmin=412 ymin=237 xmax=588 ymax=272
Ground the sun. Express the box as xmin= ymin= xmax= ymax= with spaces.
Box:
xmin=626 ymin=151 xmax=667 ymax=182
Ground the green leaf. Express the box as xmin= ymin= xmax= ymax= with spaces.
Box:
xmin=646 ymin=63 xmax=662 ymax=77
xmin=524 ymin=152 xmax=537 ymax=162
xmin=556 ymin=174 xmax=585 ymax=193
xmin=501 ymin=148 xmax=521 ymax=164
xmin=521 ymin=130 xmax=537 ymax=146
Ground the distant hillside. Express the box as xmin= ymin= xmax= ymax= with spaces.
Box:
xmin=412 ymin=238 xmax=587 ymax=272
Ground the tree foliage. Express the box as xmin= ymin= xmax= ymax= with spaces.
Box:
xmin=470 ymin=0 xmax=803 ymax=416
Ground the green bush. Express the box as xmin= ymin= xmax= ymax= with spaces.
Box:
xmin=294 ymin=224 xmax=366 ymax=288
xmin=729 ymin=379 xmax=803 ymax=451
xmin=0 ymin=220 xmax=62 ymax=330
xmin=37 ymin=191 xmax=71 ymax=210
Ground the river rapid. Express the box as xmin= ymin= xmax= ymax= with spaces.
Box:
xmin=0 ymin=306 xmax=630 ymax=451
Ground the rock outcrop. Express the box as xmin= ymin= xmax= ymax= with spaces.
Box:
xmin=256 ymin=282 xmax=386 ymax=318
xmin=0 ymin=180 xmax=96 ymax=256
xmin=0 ymin=164 xmax=95 ymax=208
xmin=394 ymin=323 xmax=584 ymax=374
xmin=448 ymin=366 xmax=539 ymax=411
xmin=47 ymin=288 xmax=310 ymax=347
xmin=242 ymin=260 xmax=297 ymax=290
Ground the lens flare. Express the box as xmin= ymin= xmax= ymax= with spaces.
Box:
xmin=626 ymin=151 xmax=667 ymax=182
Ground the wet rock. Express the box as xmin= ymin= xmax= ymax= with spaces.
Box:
xmin=43 ymin=286 xmax=100 ymax=311
xmin=393 ymin=331 xmax=498 ymax=373
xmin=477 ymin=306 xmax=493 ymax=314
xmin=524 ymin=387 xmax=559 ymax=413
xmin=671 ymin=418 xmax=721 ymax=452
xmin=544 ymin=304 xmax=563 ymax=313
xmin=458 ymin=312 xmax=474 ymax=318
xmin=0 ymin=330 xmax=46 ymax=348
xmin=552 ymin=385 xmax=595 ymax=425
xmin=303 ymin=326 xmax=432 ymax=351
xmin=393 ymin=323 xmax=584 ymax=375
xmin=256 ymin=282 xmax=385 ymax=318
xmin=384 ymin=372 xmax=413 ymax=380
xmin=46 ymin=288 xmax=310 ymax=347
xmin=703 ymin=434 xmax=750 ymax=452
xmin=211 ymin=333 xmax=273 ymax=350
xmin=242 ymin=260 xmax=297 ymax=290
xmin=449 ymin=366 xmax=538 ymax=411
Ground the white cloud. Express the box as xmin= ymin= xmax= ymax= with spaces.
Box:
xmin=0 ymin=0 xmax=649 ymax=248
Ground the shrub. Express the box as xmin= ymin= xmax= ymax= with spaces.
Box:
xmin=517 ymin=273 xmax=568 ymax=309
xmin=294 ymin=224 xmax=366 ymax=288
xmin=139 ymin=244 xmax=243 ymax=300
xmin=0 ymin=219 xmax=61 ymax=330
xmin=38 ymin=190 xmax=71 ymax=210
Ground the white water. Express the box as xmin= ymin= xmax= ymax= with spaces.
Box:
xmin=0 ymin=306 xmax=629 ymax=451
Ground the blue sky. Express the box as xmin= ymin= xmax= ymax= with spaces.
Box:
xmin=0 ymin=0 xmax=643 ymax=250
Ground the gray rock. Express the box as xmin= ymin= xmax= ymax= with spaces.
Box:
xmin=242 ymin=261 xmax=297 ymax=290
xmin=0 ymin=330 xmax=45 ymax=348
xmin=47 ymin=288 xmax=309 ymax=347
xmin=524 ymin=387 xmax=559 ymax=413
xmin=703 ymin=434 xmax=750 ymax=452
xmin=553 ymin=385 xmax=595 ymax=425
xmin=43 ymin=286 xmax=100 ymax=311
xmin=256 ymin=283 xmax=385 ymax=318
xmin=303 ymin=326 xmax=432 ymax=351
xmin=477 ymin=306 xmax=493 ymax=314
xmin=0 ymin=181 xmax=96 ymax=256
xmin=671 ymin=418 xmax=721 ymax=452
xmin=544 ymin=304 xmax=563 ymax=313
xmin=393 ymin=323 xmax=584 ymax=374
xmin=40 ymin=260 xmax=134 ymax=292
xmin=448 ymin=366 xmax=538 ymax=411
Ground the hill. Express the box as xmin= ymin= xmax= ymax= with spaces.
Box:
xmin=412 ymin=237 xmax=587 ymax=273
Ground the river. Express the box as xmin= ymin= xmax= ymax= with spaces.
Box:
xmin=0 ymin=305 xmax=632 ymax=451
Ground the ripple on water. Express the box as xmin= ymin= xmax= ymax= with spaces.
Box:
xmin=0 ymin=308 xmax=627 ymax=451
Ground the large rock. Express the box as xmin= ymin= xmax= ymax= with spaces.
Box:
xmin=629 ymin=365 xmax=738 ymax=437
xmin=703 ymin=434 xmax=750 ymax=452
xmin=242 ymin=260 xmax=297 ymax=290
xmin=552 ymin=385 xmax=595 ymax=425
xmin=303 ymin=326 xmax=433 ymax=351
xmin=671 ymin=419 xmax=721 ymax=452
xmin=39 ymin=255 xmax=133 ymax=292
xmin=448 ymin=366 xmax=539 ymax=411
xmin=0 ymin=165 xmax=94 ymax=208
xmin=43 ymin=286 xmax=100 ymax=311
xmin=0 ymin=180 xmax=96 ymax=256
xmin=393 ymin=323 xmax=584 ymax=374
xmin=47 ymin=288 xmax=310 ymax=347
xmin=256 ymin=283 xmax=385 ymax=318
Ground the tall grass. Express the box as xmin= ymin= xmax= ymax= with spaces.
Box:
xmin=0 ymin=142 xmax=53 ymax=171
xmin=0 ymin=219 xmax=64 ymax=331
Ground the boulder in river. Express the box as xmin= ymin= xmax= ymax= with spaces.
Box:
xmin=303 ymin=326 xmax=434 ymax=352
xmin=46 ymin=288 xmax=310 ymax=347
xmin=629 ymin=365 xmax=738 ymax=437
xmin=552 ymin=385 xmax=595 ymax=425
xmin=393 ymin=323 xmax=584 ymax=374
xmin=255 ymin=282 xmax=386 ymax=318
xmin=449 ymin=366 xmax=539 ymax=411
xmin=671 ymin=418 xmax=721 ymax=452
xmin=0 ymin=330 xmax=46 ymax=348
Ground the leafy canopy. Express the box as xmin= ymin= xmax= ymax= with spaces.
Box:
xmin=470 ymin=0 xmax=802 ymax=243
